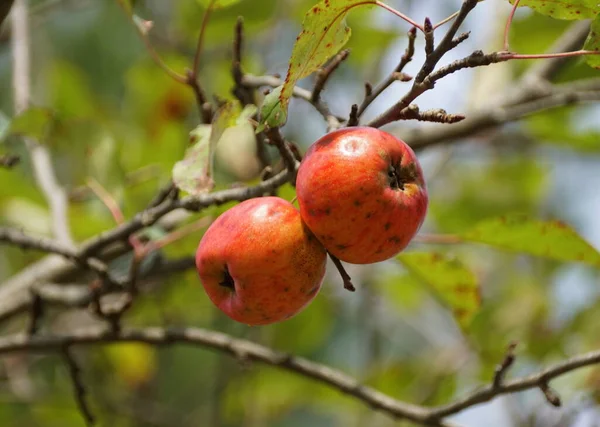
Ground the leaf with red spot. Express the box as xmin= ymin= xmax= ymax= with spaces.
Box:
xmin=462 ymin=214 xmax=600 ymax=266
xmin=397 ymin=252 xmax=481 ymax=329
xmin=508 ymin=0 xmax=600 ymax=20
xmin=259 ymin=0 xmax=377 ymax=129
xmin=583 ymin=15 xmax=600 ymax=68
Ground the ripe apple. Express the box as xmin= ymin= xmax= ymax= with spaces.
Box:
xmin=195 ymin=197 xmax=327 ymax=325
xmin=296 ymin=126 xmax=428 ymax=264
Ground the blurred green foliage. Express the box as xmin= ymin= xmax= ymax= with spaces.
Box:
xmin=1 ymin=1 xmax=600 ymax=426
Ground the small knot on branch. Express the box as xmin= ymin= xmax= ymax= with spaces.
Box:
xmin=540 ymin=381 xmax=562 ymax=407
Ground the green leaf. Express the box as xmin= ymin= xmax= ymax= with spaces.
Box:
xmin=509 ymin=0 xmax=600 ymax=20
xmin=463 ymin=214 xmax=600 ymax=266
xmin=527 ymin=107 xmax=600 ymax=151
xmin=583 ymin=15 xmax=600 ymax=68
xmin=264 ymin=0 xmax=375 ymax=128
xmin=196 ymin=0 xmax=242 ymax=8
xmin=257 ymin=85 xmax=287 ymax=132
xmin=9 ymin=107 xmax=54 ymax=141
xmin=398 ymin=252 xmax=481 ymax=329
xmin=172 ymin=124 xmax=214 ymax=195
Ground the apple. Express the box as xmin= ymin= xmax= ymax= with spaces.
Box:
xmin=195 ymin=197 xmax=327 ymax=325
xmin=296 ymin=126 xmax=428 ymax=264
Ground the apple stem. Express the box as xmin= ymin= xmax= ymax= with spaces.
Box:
xmin=328 ymin=253 xmax=355 ymax=292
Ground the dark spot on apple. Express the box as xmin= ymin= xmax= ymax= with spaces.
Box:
xmin=365 ymin=212 xmax=373 ymax=219
xmin=284 ymin=286 xmax=290 ymax=292
xmin=384 ymin=222 xmax=392 ymax=230
xmin=375 ymin=247 xmax=383 ymax=254
xmin=219 ymin=265 xmax=235 ymax=292
xmin=389 ymin=236 xmax=402 ymax=244
xmin=336 ymin=244 xmax=349 ymax=250
xmin=325 ymin=207 xmax=331 ymax=215
xmin=354 ymin=200 xmax=362 ymax=207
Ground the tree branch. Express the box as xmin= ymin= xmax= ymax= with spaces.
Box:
xmin=0 ymin=227 xmax=118 ymax=285
xmin=311 ymin=49 xmax=350 ymax=103
xmin=0 ymin=327 xmax=596 ymax=426
xmin=0 ymin=169 xmax=292 ymax=325
xmin=403 ymin=80 xmax=600 ymax=150
xmin=11 ymin=0 xmax=73 ymax=246
xmin=354 ymin=26 xmax=416 ymax=121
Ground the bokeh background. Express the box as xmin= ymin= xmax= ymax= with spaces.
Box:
xmin=1 ymin=0 xmax=599 ymax=426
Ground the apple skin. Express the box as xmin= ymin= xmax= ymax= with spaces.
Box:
xmin=195 ymin=197 xmax=327 ymax=325
xmin=296 ymin=126 xmax=428 ymax=264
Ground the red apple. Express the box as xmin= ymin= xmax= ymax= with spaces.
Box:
xmin=195 ymin=197 xmax=327 ymax=325
xmin=296 ymin=126 xmax=428 ymax=264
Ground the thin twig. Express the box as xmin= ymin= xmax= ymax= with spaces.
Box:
xmin=264 ymin=128 xmax=298 ymax=183
xmin=87 ymin=178 xmax=125 ymax=224
xmin=504 ymin=0 xmax=520 ymax=52
xmin=355 ymin=27 xmax=416 ymax=120
xmin=62 ymin=347 xmax=95 ymax=426
xmin=374 ymin=1 xmax=423 ymax=31
xmin=0 ymin=227 xmax=124 ymax=292
xmin=192 ymin=0 xmax=215 ymax=80
xmin=115 ymin=0 xmax=186 ymax=83
xmin=328 ymin=253 xmax=355 ymax=292
xmin=26 ymin=291 xmax=43 ymax=336
xmin=433 ymin=10 xmax=459 ymax=30
xmin=311 ymin=49 xmax=350 ymax=103
xmin=493 ymin=341 xmax=518 ymax=388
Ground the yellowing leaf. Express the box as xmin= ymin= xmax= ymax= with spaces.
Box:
xmin=583 ymin=15 xmax=600 ymax=68
xmin=509 ymin=0 xmax=600 ymax=20
xmin=398 ymin=252 xmax=481 ymax=329
xmin=463 ymin=214 xmax=600 ymax=266
xmin=262 ymin=0 xmax=376 ymax=128
xmin=105 ymin=344 xmax=156 ymax=388
xmin=172 ymin=124 xmax=214 ymax=195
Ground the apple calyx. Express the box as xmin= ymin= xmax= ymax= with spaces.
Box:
xmin=219 ymin=266 xmax=235 ymax=291
xmin=388 ymin=162 xmax=418 ymax=191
